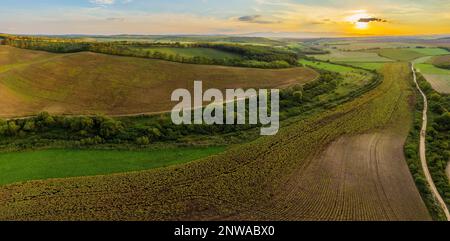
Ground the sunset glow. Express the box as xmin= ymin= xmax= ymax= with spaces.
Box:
xmin=0 ymin=0 xmax=449 ymax=37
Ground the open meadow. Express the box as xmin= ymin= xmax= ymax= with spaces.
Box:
xmin=0 ymin=147 xmax=226 ymax=186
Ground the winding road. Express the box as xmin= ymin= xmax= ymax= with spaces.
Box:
xmin=411 ymin=63 xmax=450 ymax=220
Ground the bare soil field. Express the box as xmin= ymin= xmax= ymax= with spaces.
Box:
xmin=0 ymin=46 xmax=317 ymax=118
xmin=256 ymin=132 xmax=430 ymax=220
xmin=423 ymin=74 xmax=450 ymax=94
xmin=432 ymin=55 xmax=450 ymax=69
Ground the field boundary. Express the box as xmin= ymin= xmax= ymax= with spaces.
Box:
xmin=412 ymin=63 xmax=450 ymax=220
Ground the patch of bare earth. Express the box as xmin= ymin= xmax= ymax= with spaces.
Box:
xmin=423 ymin=74 xmax=450 ymax=94
xmin=266 ymin=132 xmax=430 ymax=220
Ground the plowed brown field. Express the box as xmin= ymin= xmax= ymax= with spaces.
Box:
xmin=251 ymin=133 xmax=429 ymax=220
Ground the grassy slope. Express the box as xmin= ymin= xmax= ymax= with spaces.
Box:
xmin=298 ymin=59 xmax=374 ymax=100
xmin=432 ymin=55 xmax=450 ymax=67
xmin=133 ymin=47 xmax=241 ymax=59
xmin=342 ymin=62 xmax=386 ymax=70
xmin=325 ymin=42 xmax=421 ymax=51
xmin=0 ymin=63 xmax=429 ymax=220
xmin=0 ymin=45 xmax=56 ymax=68
xmin=310 ymin=50 xmax=392 ymax=63
xmin=0 ymin=46 xmax=317 ymax=118
xmin=416 ymin=63 xmax=450 ymax=75
xmin=0 ymin=147 xmax=226 ymax=186
xmin=413 ymin=54 xmax=450 ymax=93
xmin=375 ymin=48 xmax=426 ymax=61
xmin=410 ymin=48 xmax=449 ymax=56
xmin=299 ymin=59 xmax=355 ymax=73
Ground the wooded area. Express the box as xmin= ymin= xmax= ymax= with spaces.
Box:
xmin=3 ymin=35 xmax=300 ymax=68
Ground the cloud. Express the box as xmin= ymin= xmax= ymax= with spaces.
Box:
xmin=237 ymin=15 xmax=279 ymax=24
xmin=358 ymin=17 xmax=387 ymax=23
xmin=106 ymin=17 xmax=125 ymax=21
xmin=308 ymin=19 xmax=335 ymax=25
xmin=90 ymin=0 xmax=115 ymax=5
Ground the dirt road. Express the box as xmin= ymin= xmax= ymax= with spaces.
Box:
xmin=412 ymin=63 xmax=450 ymax=220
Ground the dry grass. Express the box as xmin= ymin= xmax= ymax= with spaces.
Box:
xmin=0 ymin=46 xmax=317 ymax=118
xmin=422 ymin=74 xmax=450 ymax=94
xmin=432 ymin=55 xmax=450 ymax=67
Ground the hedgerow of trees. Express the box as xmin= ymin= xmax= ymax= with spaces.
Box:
xmin=4 ymin=35 xmax=299 ymax=69
xmin=404 ymin=74 xmax=450 ymax=220
xmin=0 ymin=67 xmax=381 ymax=150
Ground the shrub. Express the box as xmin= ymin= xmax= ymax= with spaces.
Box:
xmin=136 ymin=136 xmax=150 ymax=146
xmin=22 ymin=120 xmax=36 ymax=132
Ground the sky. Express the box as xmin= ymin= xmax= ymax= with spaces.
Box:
xmin=1 ymin=0 xmax=450 ymax=37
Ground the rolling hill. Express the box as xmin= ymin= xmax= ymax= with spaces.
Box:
xmin=0 ymin=63 xmax=430 ymax=221
xmin=0 ymin=46 xmax=317 ymax=118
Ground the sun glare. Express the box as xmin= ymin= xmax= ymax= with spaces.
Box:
xmin=346 ymin=10 xmax=371 ymax=30
xmin=355 ymin=22 xmax=369 ymax=29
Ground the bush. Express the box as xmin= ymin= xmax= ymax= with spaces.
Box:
xmin=22 ymin=120 xmax=36 ymax=132
xmin=435 ymin=112 xmax=450 ymax=131
xmin=80 ymin=136 xmax=104 ymax=145
xmin=136 ymin=136 xmax=150 ymax=146
xmin=98 ymin=117 xmax=123 ymax=138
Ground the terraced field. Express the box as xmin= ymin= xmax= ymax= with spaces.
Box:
xmin=0 ymin=46 xmax=317 ymax=118
xmin=0 ymin=63 xmax=430 ymax=220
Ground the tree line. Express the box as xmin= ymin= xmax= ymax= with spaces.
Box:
xmin=0 ymin=67 xmax=382 ymax=150
xmin=3 ymin=35 xmax=299 ymax=69
xmin=404 ymin=74 xmax=450 ymax=220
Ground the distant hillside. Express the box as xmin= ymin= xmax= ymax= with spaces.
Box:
xmin=0 ymin=46 xmax=317 ymax=118
xmin=100 ymin=35 xmax=284 ymax=45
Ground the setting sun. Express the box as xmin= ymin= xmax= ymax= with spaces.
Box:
xmin=346 ymin=10 xmax=371 ymax=30
xmin=355 ymin=21 xmax=369 ymax=29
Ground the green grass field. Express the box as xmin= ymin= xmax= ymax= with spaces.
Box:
xmin=412 ymin=56 xmax=433 ymax=64
xmin=342 ymin=62 xmax=386 ymax=70
xmin=298 ymin=59 xmax=373 ymax=99
xmin=299 ymin=59 xmax=356 ymax=73
xmin=409 ymin=48 xmax=449 ymax=56
xmin=416 ymin=63 xmax=450 ymax=75
xmin=310 ymin=49 xmax=391 ymax=63
xmin=324 ymin=42 xmax=423 ymax=51
xmin=0 ymin=146 xmax=226 ymax=185
xmin=134 ymin=47 xmax=242 ymax=59
xmin=375 ymin=48 xmax=425 ymax=61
